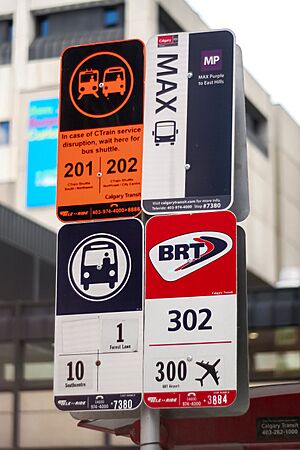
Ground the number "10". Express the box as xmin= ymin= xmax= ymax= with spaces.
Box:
xmin=67 ymin=360 xmax=84 ymax=381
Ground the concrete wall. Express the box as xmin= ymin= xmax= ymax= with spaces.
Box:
xmin=274 ymin=105 xmax=300 ymax=279
xmin=19 ymin=391 xmax=104 ymax=447
xmin=242 ymin=71 xmax=278 ymax=284
xmin=0 ymin=393 xmax=13 ymax=448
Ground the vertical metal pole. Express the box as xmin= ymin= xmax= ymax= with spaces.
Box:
xmin=140 ymin=404 xmax=161 ymax=450
xmin=141 ymin=212 xmax=161 ymax=449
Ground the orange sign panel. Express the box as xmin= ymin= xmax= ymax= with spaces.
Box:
xmin=56 ymin=40 xmax=144 ymax=222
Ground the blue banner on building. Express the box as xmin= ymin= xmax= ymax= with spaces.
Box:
xmin=26 ymin=98 xmax=58 ymax=207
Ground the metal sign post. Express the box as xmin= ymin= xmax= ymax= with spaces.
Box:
xmin=56 ymin=39 xmax=144 ymax=222
xmin=140 ymin=405 xmax=161 ymax=450
xmin=230 ymin=45 xmax=249 ymax=221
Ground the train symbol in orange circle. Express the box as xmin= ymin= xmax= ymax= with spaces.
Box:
xmin=77 ymin=66 xmax=126 ymax=100
xmin=69 ymin=51 xmax=133 ymax=119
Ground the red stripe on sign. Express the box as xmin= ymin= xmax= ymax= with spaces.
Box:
xmin=144 ymin=390 xmax=236 ymax=408
xmin=149 ymin=340 xmax=232 ymax=347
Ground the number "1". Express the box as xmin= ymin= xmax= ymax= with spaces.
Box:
xmin=117 ymin=323 xmax=124 ymax=343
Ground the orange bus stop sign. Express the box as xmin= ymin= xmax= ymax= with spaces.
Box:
xmin=56 ymin=40 xmax=144 ymax=222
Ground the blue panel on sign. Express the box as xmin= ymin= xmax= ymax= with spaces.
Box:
xmin=56 ymin=219 xmax=143 ymax=315
xmin=26 ymin=98 xmax=58 ymax=207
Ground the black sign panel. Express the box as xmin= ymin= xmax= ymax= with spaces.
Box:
xmin=185 ymin=31 xmax=234 ymax=203
xmin=60 ymin=40 xmax=144 ymax=131
xmin=257 ymin=417 xmax=300 ymax=441
xmin=56 ymin=220 xmax=143 ymax=315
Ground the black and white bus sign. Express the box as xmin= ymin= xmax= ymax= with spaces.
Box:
xmin=142 ymin=30 xmax=235 ymax=214
xmin=54 ymin=219 xmax=143 ymax=412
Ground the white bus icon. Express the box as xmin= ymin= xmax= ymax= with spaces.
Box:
xmin=68 ymin=233 xmax=131 ymax=301
xmin=81 ymin=241 xmax=118 ymax=291
xmin=153 ymin=120 xmax=178 ymax=146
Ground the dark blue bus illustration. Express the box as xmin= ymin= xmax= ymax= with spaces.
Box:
xmin=153 ymin=120 xmax=178 ymax=145
xmin=80 ymin=241 xmax=118 ymax=290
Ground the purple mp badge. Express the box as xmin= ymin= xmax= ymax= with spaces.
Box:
xmin=201 ymin=49 xmax=223 ymax=71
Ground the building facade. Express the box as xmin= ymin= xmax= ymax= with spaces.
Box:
xmin=0 ymin=0 xmax=300 ymax=448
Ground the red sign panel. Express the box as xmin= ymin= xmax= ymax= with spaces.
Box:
xmin=144 ymin=211 xmax=237 ymax=409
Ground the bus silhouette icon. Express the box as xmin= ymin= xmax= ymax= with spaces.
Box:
xmin=81 ymin=241 xmax=118 ymax=291
xmin=68 ymin=232 xmax=131 ymax=301
xmin=102 ymin=66 xmax=126 ymax=98
xmin=153 ymin=120 xmax=178 ymax=146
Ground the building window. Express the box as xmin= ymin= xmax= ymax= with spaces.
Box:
xmin=37 ymin=15 xmax=49 ymax=37
xmin=0 ymin=18 xmax=12 ymax=42
xmin=7 ymin=20 xmax=13 ymax=41
xmin=29 ymin=5 xmax=124 ymax=60
xmin=0 ymin=342 xmax=15 ymax=385
xmin=158 ymin=6 xmax=184 ymax=34
xmin=249 ymin=327 xmax=300 ymax=382
xmin=245 ymin=98 xmax=268 ymax=156
xmin=0 ymin=121 xmax=9 ymax=145
xmin=22 ymin=341 xmax=54 ymax=384
xmin=103 ymin=7 xmax=120 ymax=28
xmin=0 ymin=19 xmax=12 ymax=64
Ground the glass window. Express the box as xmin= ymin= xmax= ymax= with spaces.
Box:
xmin=0 ymin=342 xmax=15 ymax=383
xmin=254 ymin=351 xmax=300 ymax=373
xmin=0 ymin=19 xmax=13 ymax=43
xmin=0 ymin=121 xmax=9 ymax=145
xmin=103 ymin=8 xmax=120 ymax=27
xmin=249 ymin=327 xmax=300 ymax=382
xmin=0 ymin=20 xmax=12 ymax=64
xmin=7 ymin=20 xmax=13 ymax=42
xmin=23 ymin=341 xmax=54 ymax=382
xmin=158 ymin=7 xmax=184 ymax=34
xmin=29 ymin=6 xmax=124 ymax=60
xmin=37 ymin=16 xmax=49 ymax=37
xmin=245 ymin=98 xmax=268 ymax=156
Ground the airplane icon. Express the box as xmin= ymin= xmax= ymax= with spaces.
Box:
xmin=195 ymin=358 xmax=220 ymax=386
